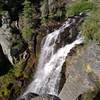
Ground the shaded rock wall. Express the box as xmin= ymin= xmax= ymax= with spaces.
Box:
xmin=0 ymin=11 xmax=27 ymax=64
xmin=0 ymin=45 xmax=12 ymax=76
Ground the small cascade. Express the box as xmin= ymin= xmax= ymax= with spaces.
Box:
xmin=20 ymin=13 xmax=84 ymax=99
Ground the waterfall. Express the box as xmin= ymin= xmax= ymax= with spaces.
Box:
xmin=20 ymin=14 xmax=84 ymax=99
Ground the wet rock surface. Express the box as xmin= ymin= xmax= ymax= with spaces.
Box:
xmin=20 ymin=93 xmax=60 ymax=100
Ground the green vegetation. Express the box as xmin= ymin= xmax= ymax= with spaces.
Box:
xmin=40 ymin=0 xmax=49 ymax=23
xmin=0 ymin=59 xmax=28 ymax=99
xmin=66 ymin=0 xmax=100 ymax=44
xmin=0 ymin=0 xmax=100 ymax=99
xmin=0 ymin=1 xmax=4 ymax=15
xmin=66 ymin=0 xmax=96 ymax=17
xmin=80 ymin=9 xmax=100 ymax=44
xmin=40 ymin=0 xmax=65 ymax=23
xmin=22 ymin=0 xmax=33 ymax=42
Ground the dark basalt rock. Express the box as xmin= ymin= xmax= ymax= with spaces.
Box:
xmin=54 ymin=13 xmax=85 ymax=53
xmin=20 ymin=92 xmax=38 ymax=100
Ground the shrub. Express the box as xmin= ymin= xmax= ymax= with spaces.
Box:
xmin=40 ymin=0 xmax=49 ymax=23
xmin=80 ymin=9 xmax=100 ymax=44
xmin=0 ymin=1 xmax=3 ymax=15
xmin=22 ymin=26 xmax=33 ymax=41
xmin=0 ymin=60 xmax=25 ymax=99
xmin=66 ymin=0 xmax=100 ymax=44
xmin=66 ymin=0 xmax=96 ymax=17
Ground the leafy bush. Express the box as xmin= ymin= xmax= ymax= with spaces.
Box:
xmin=0 ymin=60 xmax=25 ymax=99
xmin=22 ymin=26 xmax=33 ymax=41
xmin=66 ymin=0 xmax=100 ymax=44
xmin=66 ymin=0 xmax=96 ymax=17
xmin=80 ymin=9 xmax=100 ymax=44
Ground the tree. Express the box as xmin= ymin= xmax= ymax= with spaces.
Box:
xmin=0 ymin=0 xmax=4 ymax=14
xmin=40 ymin=0 xmax=49 ymax=23
xmin=22 ymin=0 xmax=33 ymax=42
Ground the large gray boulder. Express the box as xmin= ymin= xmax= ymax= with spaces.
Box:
xmin=59 ymin=42 xmax=100 ymax=100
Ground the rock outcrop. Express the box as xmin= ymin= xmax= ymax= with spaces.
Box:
xmin=0 ymin=12 xmax=27 ymax=64
xmin=0 ymin=12 xmax=13 ymax=63
xmin=59 ymin=42 xmax=100 ymax=100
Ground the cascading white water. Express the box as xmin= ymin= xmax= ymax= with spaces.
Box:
xmin=21 ymin=16 xmax=83 ymax=98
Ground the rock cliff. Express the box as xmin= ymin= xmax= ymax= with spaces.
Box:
xmin=0 ymin=11 xmax=27 ymax=64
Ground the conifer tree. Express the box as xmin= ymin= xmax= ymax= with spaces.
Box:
xmin=22 ymin=0 xmax=33 ymax=42
xmin=40 ymin=0 xmax=49 ymax=23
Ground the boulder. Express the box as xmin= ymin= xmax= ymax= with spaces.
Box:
xmin=20 ymin=92 xmax=38 ymax=100
xmin=20 ymin=93 xmax=60 ymax=100
xmin=59 ymin=42 xmax=100 ymax=100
